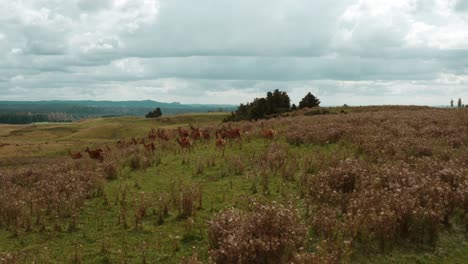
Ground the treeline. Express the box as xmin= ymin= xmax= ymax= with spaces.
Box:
xmin=0 ymin=101 xmax=237 ymax=118
xmin=0 ymin=112 xmax=73 ymax=124
xmin=224 ymin=90 xmax=320 ymax=122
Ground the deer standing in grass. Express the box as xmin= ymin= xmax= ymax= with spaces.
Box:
xmin=143 ymin=142 xmax=156 ymax=154
xmin=85 ymin=147 xmax=104 ymax=162
xmin=261 ymin=128 xmax=276 ymax=140
xmin=215 ymin=132 xmax=227 ymax=157
xmin=157 ymin=128 xmax=170 ymax=141
xmin=68 ymin=150 xmax=82 ymax=160
xmin=148 ymin=128 xmax=158 ymax=141
xmin=178 ymin=127 xmax=190 ymax=138
xmin=176 ymin=137 xmax=193 ymax=153
xmin=201 ymin=128 xmax=211 ymax=141
xmin=189 ymin=125 xmax=202 ymax=142
xmin=259 ymin=122 xmax=277 ymax=140
xmin=218 ymin=125 xmax=242 ymax=148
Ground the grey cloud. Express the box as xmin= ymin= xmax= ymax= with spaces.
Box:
xmin=0 ymin=0 xmax=467 ymax=105
xmin=455 ymin=0 xmax=468 ymax=11
xmin=77 ymin=0 xmax=111 ymax=12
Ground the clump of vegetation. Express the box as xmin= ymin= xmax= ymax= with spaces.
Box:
xmin=224 ymin=89 xmax=321 ymax=121
xmin=306 ymin=159 xmax=468 ymax=251
xmin=178 ymin=184 xmax=203 ymax=219
xmin=0 ymin=162 xmax=104 ymax=235
xmin=102 ymin=161 xmax=119 ymax=180
xmin=298 ymin=92 xmax=321 ymax=109
xmin=145 ymin=107 xmax=163 ymax=118
xmin=208 ymin=200 xmax=307 ymax=264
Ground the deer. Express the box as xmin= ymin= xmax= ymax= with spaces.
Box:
xmin=224 ymin=125 xmax=242 ymax=140
xmin=157 ymin=128 xmax=170 ymax=141
xmin=178 ymin=127 xmax=190 ymax=137
xmin=189 ymin=125 xmax=202 ymax=141
xmin=215 ymin=132 xmax=227 ymax=157
xmin=201 ymin=128 xmax=211 ymax=141
xmin=261 ymin=128 xmax=277 ymax=140
xmin=218 ymin=125 xmax=243 ymax=149
xmin=143 ymin=142 xmax=156 ymax=154
xmin=85 ymin=147 xmax=104 ymax=162
xmin=176 ymin=137 xmax=193 ymax=153
xmin=148 ymin=128 xmax=158 ymax=141
xmin=68 ymin=150 xmax=82 ymax=160
xmin=117 ymin=139 xmax=128 ymax=149
xmin=259 ymin=121 xmax=277 ymax=140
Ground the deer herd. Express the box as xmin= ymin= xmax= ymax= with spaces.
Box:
xmin=68 ymin=124 xmax=277 ymax=162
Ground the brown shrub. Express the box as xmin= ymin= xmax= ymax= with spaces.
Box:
xmin=0 ymin=161 xmax=104 ymax=234
xmin=208 ymin=200 xmax=307 ymax=264
xmin=306 ymin=159 xmax=466 ymax=249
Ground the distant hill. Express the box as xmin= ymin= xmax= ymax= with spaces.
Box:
xmin=0 ymin=100 xmax=237 ymax=124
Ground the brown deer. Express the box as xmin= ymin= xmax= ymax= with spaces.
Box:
xmin=189 ymin=125 xmax=202 ymax=141
xmin=178 ymin=127 xmax=190 ymax=137
xmin=157 ymin=128 xmax=170 ymax=141
xmin=68 ymin=150 xmax=82 ymax=160
xmin=148 ymin=128 xmax=158 ymax=141
xmin=225 ymin=125 xmax=242 ymax=140
xmin=116 ymin=139 xmax=127 ymax=149
xmin=215 ymin=132 xmax=227 ymax=157
xmin=176 ymin=137 xmax=193 ymax=153
xmin=201 ymin=128 xmax=211 ymax=141
xmin=143 ymin=142 xmax=156 ymax=154
xmin=261 ymin=128 xmax=277 ymax=140
xmin=85 ymin=147 xmax=104 ymax=162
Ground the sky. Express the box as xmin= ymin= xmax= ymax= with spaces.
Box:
xmin=1 ymin=0 xmax=468 ymax=106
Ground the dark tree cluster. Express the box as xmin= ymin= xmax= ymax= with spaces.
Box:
xmin=224 ymin=90 xmax=320 ymax=122
xmin=298 ymin=92 xmax=321 ymax=109
xmin=145 ymin=107 xmax=162 ymax=118
xmin=0 ymin=113 xmax=49 ymax=124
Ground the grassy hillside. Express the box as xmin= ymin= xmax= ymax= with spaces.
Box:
xmin=0 ymin=107 xmax=467 ymax=263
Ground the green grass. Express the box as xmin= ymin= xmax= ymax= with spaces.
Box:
xmin=0 ymin=112 xmax=467 ymax=263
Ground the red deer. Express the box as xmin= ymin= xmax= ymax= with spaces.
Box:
xmin=176 ymin=137 xmax=193 ymax=153
xmin=178 ymin=127 xmax=190 ymax=137
xmin=219 ymin=126 xmax=242 ymax=142
xmin=143 ymin=142 xmax=156 ymax=154
xmin=261 ymin=128 xmax=277 ymax=140
xmin=201 ymin=128 xmax=211 ymax=141
xmin=157 ymin=128 xmax=170 ymax=141
xmin=190 ymin=125 xmax=202 ymax=141
xmin=68 ymin=150 xmax=82 ymax=160
xmin=215 ymin=132 xmax=227 ymax=157
xmin=85 ymin=147 xmax=104 ymax=162
xmin=117 ymin=139 xmax=132 ymax=149
xmin=148 ymin=128 xmax=158 ymax=141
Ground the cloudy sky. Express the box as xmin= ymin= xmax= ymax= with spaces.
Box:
xmin=1 ymin=0 xmax=468 ymax=105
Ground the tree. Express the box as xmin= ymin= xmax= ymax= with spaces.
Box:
xmin=298 ymin=92 xmax=320 ymax=109
xmin=291 ymin=104 xmax=297 ymax=111
xmin=450 ymin=99 xmax=454 ymax=107
xmin=145 ymin=107 xmax=162 ymax=118
xmin=223 ymin=90 xmax=292 ymax=122
xmin=458 ymin=98 xmax=462 ymax=108
xmin=266 ymin=89 xmax=291 ymax=114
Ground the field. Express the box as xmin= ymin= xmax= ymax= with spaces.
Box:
xmin=0 ymin=107 xmax=467 ymax=263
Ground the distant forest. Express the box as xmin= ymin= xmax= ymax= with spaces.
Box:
xmin=0 ymin=101 xmax=236 ymax=124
